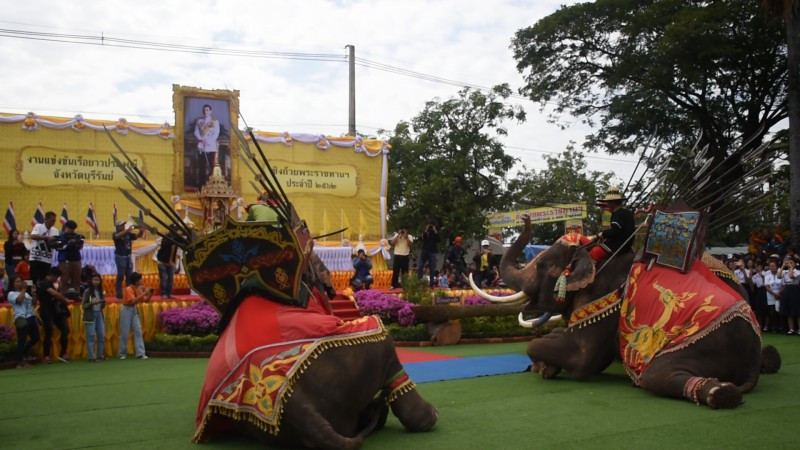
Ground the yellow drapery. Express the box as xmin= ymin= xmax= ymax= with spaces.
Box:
xmin=0 ymin=299 xmax=200 ymax=360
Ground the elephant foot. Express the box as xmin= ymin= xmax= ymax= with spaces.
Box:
xmin=705 ymin=382 xmax=742 ymax=409
xmin=531 ymin=360 xmax=561 ymax=379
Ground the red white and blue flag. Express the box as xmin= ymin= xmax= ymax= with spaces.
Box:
xmin=31 ymin=201 xmax=45 ymax=228
xmin=86 ymin=202 xmax=99 ymax=237
xmin=60 ymin=203 xmax=69 ymax=228
xmin=3 ymin=201 xmax=16 ymax=234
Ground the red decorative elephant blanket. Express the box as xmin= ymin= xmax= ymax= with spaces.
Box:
xmin=193 ymin=293 xmax=385 ymax=442
xmin=619 ymin=260 xmax=760 ymax=385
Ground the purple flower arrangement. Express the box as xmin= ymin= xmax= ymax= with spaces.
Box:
xmin=354 ymin=290 xmax=418 ymax=326
xmin=0 ymin=324 xmax=14 ymax=343
xmin=160 ymin=301 xmax=220 ymax=336
xmin=462 ymin=295 xmax=492 ymax=306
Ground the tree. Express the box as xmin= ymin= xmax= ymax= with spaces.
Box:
xmin=505 ymin=147 xmax=615 ymax=244
xmin=511 ymin=0 xmax=788 ymax=215
xmin=762 ymin=0 xmax=800 ymax=248
xmin=386 ymin=85 xmax=525 ymax=247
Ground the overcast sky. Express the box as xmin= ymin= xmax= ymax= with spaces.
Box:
xmin=0 ymin=0 xmax=639 ymax=184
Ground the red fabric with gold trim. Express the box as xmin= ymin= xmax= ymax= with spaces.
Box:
xmin=558 ymin=233 xmax=591 ymax=247
xmin=194 ymin=292 xmax=385 ymax=441
xmin=619 ymin=260 xmax=759 ymax=384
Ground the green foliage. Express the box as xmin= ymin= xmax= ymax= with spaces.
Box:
xmin=0 ymin=342 xmax=16 ymax=363
xmin=512 ymin=0 xmax=786 ymax=159
xmin=505 ymin=146 xmax=614 ymax=243
xmin=400 ymin=273 xmax=433 ymax=305
xmin=148 ymin=333 xmax=218 ymax=352
xmin=460 ymin=316 xmax=536 ymax=338
xmin=387 ymin=85 xmax=526 ymax=247
xmin=386 ymin=323 xmax=430 ymax=342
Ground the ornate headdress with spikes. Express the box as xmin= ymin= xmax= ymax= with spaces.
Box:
xmin=104 ymin=100 xmax=340 ymax=324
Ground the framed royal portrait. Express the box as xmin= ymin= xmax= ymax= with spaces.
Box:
xmin=172 ymin=85 xmax=240 ymax=194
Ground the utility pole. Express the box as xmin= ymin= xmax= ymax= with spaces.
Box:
xmin=346 ymin=44 xmax=356 ymax=136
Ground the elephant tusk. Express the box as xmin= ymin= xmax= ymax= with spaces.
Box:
xmin=518 ymin=312 xmax=563 ymax=328
xmin=469 ymin=273 xmax=528 ymax=303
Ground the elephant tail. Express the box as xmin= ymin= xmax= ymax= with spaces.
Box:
xmin=760 ymin=345 xmax=781 ymax=374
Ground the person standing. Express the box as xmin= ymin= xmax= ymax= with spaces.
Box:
xmin=417 ymin=222 xmax=439 ymax=287
xmin=4 ymin=229 xmax=27 ymax=280
xmin=57 ymin=220 xmax=84 ymax=294
xmin=156 ymin=225 xmax=182 ymax=299
xmin=119 ymin=272 xmax=151 ymax=360
xmin=390 ymin=226 xmax=413 ymax=289
xmin=764 ymin=260 xmax=783 ymax=333
xmin=8 ymin=276 xmax=40 ymax=368
xmin=113 ymin=220 xmax=141 ymax=299
xmin=472 ymin=240 xmax=497 ymax=288
xmin=194 ymin=104 xmax=220 ymax=181
xmin=751 ymin=262 xmax=768 ymax=331
xmin=445 ymin=236 xmax=467 ymax=287
xmin=37 ymin=267 xmax=71 ymax=363
xmin=589 ymin=187 xmax=635 ymax=262
xmin=778 ymin=258 xmax=799 ymax=335
xmin=29 ymin=211 xmax=59 ymax=284
xmin=82 ymin=273 xmax=106 ymax=362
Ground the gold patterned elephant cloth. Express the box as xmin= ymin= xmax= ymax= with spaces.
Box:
xmin=619 ymin=259 xmax=760 ymax=386
xmin=193 ymin=292 xmax=386 ymax=442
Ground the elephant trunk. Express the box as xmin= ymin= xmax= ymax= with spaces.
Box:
xmin=498 ymin=217 xmax=533 ymax=292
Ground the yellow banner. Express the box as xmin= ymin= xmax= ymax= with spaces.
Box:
xmin=272 ymin=161 xmax=358 ymax=197
xmin=19 ymin=147 xmax=144 ymax=188
xmin=487 ymin=203 xmax=587 ymax=229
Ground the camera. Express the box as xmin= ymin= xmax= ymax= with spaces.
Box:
xmin=47 ymin=234 xmax=85 ymax=250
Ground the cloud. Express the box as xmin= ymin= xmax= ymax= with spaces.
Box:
xmin=0 ymin=0 xmax=639 ymax=182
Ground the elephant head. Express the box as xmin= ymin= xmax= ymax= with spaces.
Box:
xmin=472 ymin=215 xmax=596 ymax=317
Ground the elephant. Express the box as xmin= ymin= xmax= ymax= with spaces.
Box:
xmin=473 ymin=214 xmax=781 ymax=409
xmin=193 ymin=292 xmax=438 ymax=449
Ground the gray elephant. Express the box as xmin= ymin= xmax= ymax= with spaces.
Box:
xmin=472 ymin=214 xmax=780 ymax=409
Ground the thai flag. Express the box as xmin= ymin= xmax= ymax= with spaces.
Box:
xmin=112 ymin=203 xmax=118 ymax=228
xmin=31 ymin=201 xmax=45 ymax=227
xmin=138 ymin=208 xmax=147 ymax=238
xmin=3 ymin=201 xmax=16 ymax=234
xmin=85 ymin=202 xmax=99 ymax=237
xmin=60 ymin=203 xmax=69 ymax=228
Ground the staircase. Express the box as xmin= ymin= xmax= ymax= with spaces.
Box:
xmin=330 ymin=293 xmax=362 ymax=321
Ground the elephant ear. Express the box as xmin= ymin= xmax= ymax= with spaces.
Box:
xmin=566 ymin=248 xmax=595 ymax=291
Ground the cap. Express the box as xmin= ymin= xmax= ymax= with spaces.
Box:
xmin=481 ymin=239 xmax=490 ymax=246
xmin=454 ymin=236 xmax=463 ymax=244
xmin=601 ymin=186 xmax=626 ymax=201
xmin=115 ymin=220 xmax=126 ymax=227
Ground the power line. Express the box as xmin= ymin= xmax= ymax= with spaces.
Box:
xmin=505 ymin=145 xmax=638 ymax=164
xmin=0 ymin=27 xmax=538 ymax=101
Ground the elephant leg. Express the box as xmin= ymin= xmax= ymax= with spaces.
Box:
xmin=639 ymin=366 xmax=742 ymax=409
xmin=389 ymin=388 xmax=438 ymax=432
xmin=279 ymin=391 xmax=368 ymax=450
xmin=527 ymin=319 xmax=617 ymax=380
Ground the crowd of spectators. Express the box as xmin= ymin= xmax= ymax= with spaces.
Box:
xmin=1 ymin=212 xmax=152 ymax=368
xmin=722 ymin=248 xmax=800 ymax=334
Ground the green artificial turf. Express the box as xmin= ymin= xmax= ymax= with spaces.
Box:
xmin=0 ymin=334 xmax=798 ymax=449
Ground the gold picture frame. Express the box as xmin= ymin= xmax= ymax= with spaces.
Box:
xmin=172 ymin=84 xmax=240 ymax=195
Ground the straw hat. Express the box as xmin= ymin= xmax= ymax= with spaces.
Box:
xmin=601 ymin=186 xmax=626 ymax=202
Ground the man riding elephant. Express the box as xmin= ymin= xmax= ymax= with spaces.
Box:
xmin=589 ymin=186 xmax=635 ymax=262
xmin=471 ymin=208 xmax=780 ymax=409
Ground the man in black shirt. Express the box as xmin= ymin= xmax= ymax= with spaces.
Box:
xmin=37 ymin=267 xmax=71 ymax=363
xmin=589 ymin=186 xmax=636 ymax=262
xmin=57 ymin=220 xmax=84 ymax=294
xmin=416 ymin=222 xmax=439 ymax=287
xmin=113 ymin=220 xmax=142 ymax=299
